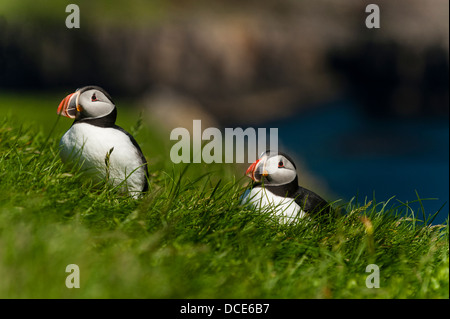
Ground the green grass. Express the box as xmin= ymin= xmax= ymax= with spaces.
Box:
xmin=0 ymin=93 xmax=448 ymax=298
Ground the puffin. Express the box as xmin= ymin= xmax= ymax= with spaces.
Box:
xmin=241 ymin=150 xmax=333 ymax=223
xmin=57 ymin=86 xmax=148 ymax=198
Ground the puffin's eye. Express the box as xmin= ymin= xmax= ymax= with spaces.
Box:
xmin=278 ymin=161 xmax=284 ymax=168
xmin=91 ymin=93 xmax=98 ymax=102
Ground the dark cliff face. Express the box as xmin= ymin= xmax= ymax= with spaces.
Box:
xmin=329 ymin=41 xmax=449 ymax=119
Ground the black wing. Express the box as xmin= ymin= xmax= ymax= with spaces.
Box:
xmin=114 ymin=125 xmax=149 ymax=193
xmin=293 ymin=186 xmax=332 ymax=216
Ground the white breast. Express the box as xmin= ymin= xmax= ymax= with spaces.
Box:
xmin=59 ymin=123 xmax=146 ymax=197
xmin=241 ymin=187 xmax=306 ymax=224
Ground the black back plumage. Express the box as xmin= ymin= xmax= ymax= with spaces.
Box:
xmin=292 ymin=185 xmax=331 ymax=216
xmin=112 ymin=125 xmax=149 ymax=193
xmin=258 ymin=177 xmax=333 ymax=216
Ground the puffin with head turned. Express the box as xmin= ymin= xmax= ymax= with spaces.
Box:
xmin=242 ymin=150 xmax=333 ymax=223
xmin=57 ymin=86 xmax=148 ymax=198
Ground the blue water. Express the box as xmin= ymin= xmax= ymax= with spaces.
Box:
xmin=267 ymin=99 xmax=449 ymax=225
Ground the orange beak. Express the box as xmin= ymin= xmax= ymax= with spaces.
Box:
xmin=57 ymin=92 xmax=78 ymax=119
xmin=245 ymin=159 xmax=260 ymax=181
xmin=245 ymin=158 xmax=269 ymax=181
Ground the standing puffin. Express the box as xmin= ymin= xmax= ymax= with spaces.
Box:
xmin=241 ymin=150 xmax=332 ymax=223
xmin=57 ymin=86 xmax=148 ymax=198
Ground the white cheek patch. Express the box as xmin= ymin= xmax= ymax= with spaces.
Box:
xmin=263 ymin=157 xmax=279 ymax=175
xmin=270 ymin=170 xmax=296 ymax=185
xmin=263 ymin=156 xmax=296 ymax=185
xmin=86 ymin=101 xmax=114 ymax=118
xmin=78 ymin=90 xmax=115 ymax=119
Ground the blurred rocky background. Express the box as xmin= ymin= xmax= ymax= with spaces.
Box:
xmin=0 ymin=0 xmax=448 ymax=222
xmin=1 ymin=0 xmax=448 ymax=125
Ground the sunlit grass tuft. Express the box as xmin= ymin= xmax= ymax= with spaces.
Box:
xmin=0 ymin=111 xmax=448 ymax=298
